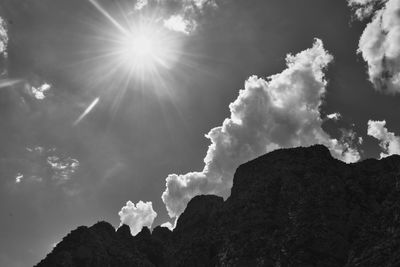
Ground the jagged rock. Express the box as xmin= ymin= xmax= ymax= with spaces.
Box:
xmin=35 ymin=145 xmax=400 ymax=267
xmin=116 ymin=224 xmax=131 ymax=239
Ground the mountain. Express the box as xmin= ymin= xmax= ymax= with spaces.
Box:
xmin=35 ymin=145 xmax=400 ymax=267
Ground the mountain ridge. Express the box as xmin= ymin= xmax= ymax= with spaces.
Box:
xmin=36 ymin=145 xmax=400 ymax=267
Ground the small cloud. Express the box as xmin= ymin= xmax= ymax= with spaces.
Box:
xmin=160 ymin=222 xmax=174 ymax=230
xmin=0 ymin=17 xmax=8 ymax=56
xmin=348 ymin=0 xmax=383 ymax=20
xmin=164 ymin=15 xmax=192 ymax=34
xmin=15 ymin=173 xmax=24 ymax=183
xmin=160 ymin=217 xmax=178 ymax=230
xmin=368 ymin=120 xmax=400 ymax=158
xmin=118 ymin=201 xmax=157 ymax=236
xmin=327 ymin=113 xmax=342 ymax=121
xmin=30 ymin=83 xmax=51 ymax=100
xmin=134 ymin=0 xmax=148 ymax=10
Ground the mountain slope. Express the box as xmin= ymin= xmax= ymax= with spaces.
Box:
xmin=36 ymin=145 xmax=400 ymax=267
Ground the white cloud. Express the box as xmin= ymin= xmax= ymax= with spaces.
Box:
xmin=47 ymin=156 xmax=80 ymax=184
xmin=29 ymin=83 xmax=51 ymax=100
xmin=134 ymin=0 xmax=148 ymax=10
xmin=161 ymin=39 xmax=361 ymax=218
xmin=160 ymin=221 xmax=174 ymax=230
xmin=351 ymin=0 xmax=400 ymax=93
xmin=0 ymin=17 xmax=8 ymax=56
xmin=15 ymin=146 xmax=79 ymax=186
xmin=327 ymin=112 xmax=342 ymax=121
xmin=164 ymin=15 xmax=191 ymax=34
xmin=160 ymin=0 xmax=218 ymax=34
xmin=348 ymin=0 xmax=385 ymax=20
xmin=15 ymin=173 xmax=24 ymax=184
xmin=368 ymin=120 xmax=400 ymax=158
xmin=118 ymin=201 xmax=157 ymax=236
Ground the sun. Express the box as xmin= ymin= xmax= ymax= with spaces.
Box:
xmin=114 ymin=22 xmax=181 ymax=79
xmin=87 ymin=0 xmax=186 ymax=95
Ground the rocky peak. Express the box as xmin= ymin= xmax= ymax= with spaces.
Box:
xmin=116 ymin=224 xmax=131 ymax=238
xmin=36 ymin=145 xmax=400 ymax=267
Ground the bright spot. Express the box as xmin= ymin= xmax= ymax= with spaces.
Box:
xmin=114 ymin=22 xmax=182 ymax=79
xmin=121 ymin=33 xmax=160 ymax=66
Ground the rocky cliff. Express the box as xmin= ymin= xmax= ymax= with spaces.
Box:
xmin=35 ymin=145 xmax=400 ymax=267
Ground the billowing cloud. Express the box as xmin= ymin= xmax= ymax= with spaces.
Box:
xmin=164 ymin=15 xmax=191 ymax=34
xmin=0 ymin=16 xmax=8 ymax=56
xmin=118 ymin=201 xmax=157 ymax=236
xmin=368 ymin=120 xmax=400 ymax=158
xmin=162 ymin=39 xmax=361 ymax=218
xmin=350 ymin=0 xmax=400 ymax=93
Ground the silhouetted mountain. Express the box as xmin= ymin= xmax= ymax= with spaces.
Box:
xmin=35 ymin=145 xmax=400 ymax=267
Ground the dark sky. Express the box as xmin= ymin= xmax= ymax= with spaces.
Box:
xmin=1 ymin=0 xmax=400 ymax=266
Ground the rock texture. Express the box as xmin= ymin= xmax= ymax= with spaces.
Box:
xmin=35 ymin=145 xmax=400 ymax=267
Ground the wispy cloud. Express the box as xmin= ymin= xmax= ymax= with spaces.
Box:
xmin=134 ymin=0 xmax=149 ymax=10
xmin=162 ymin=39 xmax=361 ymax=218
xmin=15 ymin=146 xmax=80 ymax=186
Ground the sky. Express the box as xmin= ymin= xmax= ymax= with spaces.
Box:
xmin=1 ymin=0 xmax=400 ymax=266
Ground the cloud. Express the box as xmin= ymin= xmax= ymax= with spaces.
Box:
xmin=348 ymin=0 xmax=385 ymax=20
xmin=15 ymin=173 xmax=24 ymax=184
xmin=162 ymin=39 xmax=361 ymax=218
xmin=327 ymin=112 xmax=342 ymax=121
xmin=0 ymin=16 xmax=8 ymax=56
xmin=15 ymin=146 xmax=80 ymax=185
xmin=368 ymin=120 xmax=400 ymax=158
xmin=145 ymin=0 xmax=218 ymax=34
xmin=160 ymin=221 xmax=174 ymax=230
xmin=164 ymin=15 xmax=191 ymax=34
xmin=28 ymin=83 xmax=52 ymax=100
xmin=47 ymin=156 xmax=80 ymax=184
xmin=351 ymin=0 xmax=400 ymax=93
xmin=118 ymin=201 xmax=157 ymax=236
xmin=134 ymin=0 xmax=148 ymax=10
